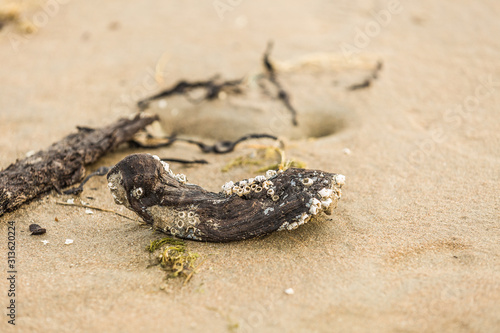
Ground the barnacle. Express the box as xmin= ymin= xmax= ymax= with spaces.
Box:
xmin=107 ymin=154 xmax=345 ymax=242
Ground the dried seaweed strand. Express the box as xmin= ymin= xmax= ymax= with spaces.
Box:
xmin=137 ymin=77 xmax=242 ymax=110
xmin=263 ymin=41 xmax=299 ymax=126
xmin=347 ymin=61 xmax=383 ymax=90
xmin=63 ymin=166 xmax=111 ymax=195
xmin=130 ymin=133 xmax=278 ymax=154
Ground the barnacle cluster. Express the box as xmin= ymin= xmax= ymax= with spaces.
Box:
xmin=277 ymin=172 xmax=345 ymax=231
xmin=152 ymin=155 xmax=188 ymax=184
xmin=221 ymin=169 xmax=280 ymax=201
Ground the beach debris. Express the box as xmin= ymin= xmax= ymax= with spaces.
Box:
xmin=0 ymin=113 xmax=158 ymax=217
xmin=56 ymin=201 xmax=136 ymax=221
xmin=146 ymin=237 xmax=199 ymax=281
xmin=347 ymin=61 xmax=383 ymax=90
xmin=284 ymin=288 xmax=294 ymax=295
xmin=137 ymin=77 xmax=243 ymax=110
xmin=107 ymin=153 xmax=344 ymax=242
xmin=41 ymin=240 xmax=49 ymax=245
xmin=160 ymin=158 xmax=208 ymax=165
xmin=137 ymin=42 xmax=300 ymax=126
xmin=130 ymin=132 xmax=278 ymax=154
xmin=262 ymin=41 xmax=298 ymax=126
xmin=63 ymin=166 xmax=111 ymax=195
xmin=65 ymin=239 xmax=74 ymax=245
xmin=343 ymin=148 xmax=352 ymax=155
xmin=85 ymin=208 xmax=94 ymax=215
xmin=29 ymin=223 xmax=46 ymax=235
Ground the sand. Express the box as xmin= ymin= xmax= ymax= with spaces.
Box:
xmin=1 ymin=1 xmax=499 ymax=332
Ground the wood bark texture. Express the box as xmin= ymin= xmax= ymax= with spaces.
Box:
xmin=0 ymin=114 xmax=158 ymax=217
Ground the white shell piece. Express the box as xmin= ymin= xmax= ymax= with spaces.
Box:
xmin=254 ymin=175 xmax=267 ymax=182
xmin=318 ymin=188 xmax=333 ymax=198
xmin=321 ymin=198 xmax=333 ymax=208
xmin=335 ymin=174 xmax=346 ymax=186
xmin=266 ymin=170 xmax=277 ymax=179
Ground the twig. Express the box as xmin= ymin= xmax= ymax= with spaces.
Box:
xmin=183 ymin=257 xmax=208 ymax=286
xmin=160 ymin=158 xmax=208 ymax=165
xmin=0 ymin=113 xmax=158 ymax=217
xmin=56 ymin=202 xmax=137 ymax=221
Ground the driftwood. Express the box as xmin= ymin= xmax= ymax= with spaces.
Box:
xmin=107 ymin=153 xmax=345 ymax=242
xmin=0 ymin=113 xmax=158 ymax=217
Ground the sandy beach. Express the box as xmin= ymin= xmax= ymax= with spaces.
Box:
xmin=1 ymin=1 xmax=499 ymax=332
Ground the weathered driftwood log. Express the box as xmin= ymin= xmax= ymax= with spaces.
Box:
xmin=0 ymin=114 xmax=158 ymax=217
xmin=107 ymin=153 xmax=345 ymax=242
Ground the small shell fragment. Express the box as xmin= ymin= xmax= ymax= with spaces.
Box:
xmin=29 ymin=224 xmax=46 ymax=235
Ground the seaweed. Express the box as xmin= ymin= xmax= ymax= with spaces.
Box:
xmin=147 ymin=237 xmax=199 ymax=280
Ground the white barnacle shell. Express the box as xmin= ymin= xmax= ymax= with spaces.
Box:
xmin=318 ymin=188 xmax=333 ymax=198
xmin=334 ymin=174 xmax=346 ymax=186
xmin=251 ymin=183 xmax=258 ymax=191
xmin=298 ymin=212 xmax=310 ymax=225
xmin=248 ymin=178 xmax=255 ymax=184
xmin=152 ymin=155 xmax=161 ymax=161
xmin=161 ymin=161 xmax=170 ymax=173
xmin=267 ymin=189 xmax=275 ymax=196
xmin=263 ymin=180 xmax=273 ymax=190
xmin=302 ymin=178 xmax=313 ymax=186
xmin=264 ymin=207 xmax=274 ymax=215
xmin=222 ymin=181 xmax=234 ymax=191
xmin=178 ymin=211 xmax=186 ymax=218
xmin=132 ymin=187 xmax=143 ymax=199
xmin=254 ymin=175 xmax=267 ymax=183
xmin=287 ymin=222 xmax=299 ymax=230
xmin=309 ymin=198 xmax=322 ymax=215
xmin=266 ymin=170 xmax=277 ymax=179
xmin=175 ymin=173 xmax=187 ymax=184
xmin=255 ymin=186 xmax=263 ymax=193
xmin=277 ymin=221 xmax=289 ymax=231
xmin=243 ymin=186 xmax=251 ymax=195
xmin=321 ymin=198 xmax=333 ymax=208
xmin=272 ymin=195 xmax=280 ymax=202
xmin=108 ymin=182 xmax=117 ymax=190
xmin=239 ymin=180 xmax=248 ymax=187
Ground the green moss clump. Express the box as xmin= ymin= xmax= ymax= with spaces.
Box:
xmin=146 ymin=237 xmax=199 ymax=280
xmin=146 ymin=237 xmax=185 ymax=252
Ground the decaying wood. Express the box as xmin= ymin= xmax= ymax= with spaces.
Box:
xmin=0 ymin=113 xmax=158 ymax=217
xmin=107 ymin=153 xmax=345 ymax=242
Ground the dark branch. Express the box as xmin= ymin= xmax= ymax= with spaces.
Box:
xmin=0 ymin=113 xmax=158 ymax=216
